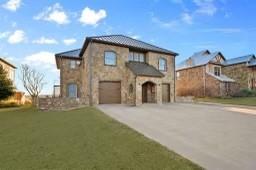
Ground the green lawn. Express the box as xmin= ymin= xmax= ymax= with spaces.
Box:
xmin=0 ymin=107 xmax=202 ymax=170
xmin=196 ymin=97 xmax=256 ymax=106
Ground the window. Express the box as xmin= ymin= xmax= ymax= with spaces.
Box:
xmin=159 ymin=58 xmax=167 ymax=71
xmin=104 ymin=51 xmax=116 ymax=66
xmin=128 ymin=52 xmax=145 ymax=62
xmin=70 ymin=60 xmax=76 ymax=69
xmin=214 ymin=67 xmax=221 ymax=76
xmin=176 ymin=72 xmax=180 ymax=80
xmin=129 ymin=84 xmax=134 ymax=94
xmin=67 ymin=84 xmax=77 ymax=98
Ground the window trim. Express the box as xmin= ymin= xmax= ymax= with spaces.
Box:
xmin=69 ymin=60 xmax=76 ymax=69
xmin=158 ymin=57 xmax=167 ymax=72
xmin=214 ymin=66 xmax=221 ymax=76
xmin=104 ymin=51 xmax=117 ymax=66
xmin=67 ymin=83 xmax=78 ymax=98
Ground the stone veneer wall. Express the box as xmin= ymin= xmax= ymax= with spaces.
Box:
xmin=222 ymin=63 xmax=252 ymax=89
xmin=38 ymin=97 xmax=88 ymax=111
xmin=176 ymin=66 xmax=205 ymax=97
xmin=59 ymin=58 xmax=83 ymax=98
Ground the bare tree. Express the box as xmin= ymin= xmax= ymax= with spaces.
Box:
xmin=20 ymin=64 xmax=46 ymax=106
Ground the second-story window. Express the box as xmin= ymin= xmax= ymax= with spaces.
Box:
xmin=214 ymin=67 xmax=221 ymax=76
xmin=159 ymin=58 xmax=167 ymax=71
xmin=129 ymin=52 xmax=145 ymax=62
xmin=104 ymin=51 xmax=116 ymax=66
xmin=70 ymin=60 xmax=76 ymax=69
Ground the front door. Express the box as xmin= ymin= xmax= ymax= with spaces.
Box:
xmin=162 ymin=83 xmax=170 ymax=103
xmin=142 ymin=82 xmax=156 ymax=103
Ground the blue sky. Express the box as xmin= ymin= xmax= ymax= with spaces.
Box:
xmin=0 ymin=0 xmax=255 ymax=94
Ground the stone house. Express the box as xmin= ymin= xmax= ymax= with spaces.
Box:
xmin=0 ymin=58 xmax=26 ymax=104
xmin=222 ymin=54 xmax=256 ymax=90
xmin=0 ymin=58 xmax=16 ymax=83
xmin=55 ymin=35 xmax=178 ymax=106
xmin=176 ymin=50 xmax=238 ymax=97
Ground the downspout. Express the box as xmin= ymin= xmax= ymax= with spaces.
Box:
xmin=135 ymin=75 xmax=137 ymax=106
xmin=174 ymin=56 xmax=176 ymax=102
xmin=88 ymin=40 xmax=93 ymax=106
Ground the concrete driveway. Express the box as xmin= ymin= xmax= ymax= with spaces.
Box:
xmin=98 ymin=103 xmax=256 ymax=170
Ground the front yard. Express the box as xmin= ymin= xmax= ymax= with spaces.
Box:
xmin=0 ymin=107 xmax=201 ymax=170
xmin=196 ymin=97 xmax=256 ymax=106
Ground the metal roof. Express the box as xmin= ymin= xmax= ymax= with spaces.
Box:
xmin=223 ymin=54 xmax=255 ymax=66
xmin=176 ymin=50 xmax=225 ymax=71
xmin=80 ymin=35 xmax=178 ymax=56
xmin=55 ymin=49 xmax=81 ymax=58
xmin=207 ymin=72 xmax=235 ymax=82
xmin=126 ymin=61 xmax=164 ymax=77
xmin=248 ymin=58 xmax=256 ymax=67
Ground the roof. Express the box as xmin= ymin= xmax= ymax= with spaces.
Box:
xmin=207 ymin=72 xmax=235 ymax=82
xmin=248 ymin=58 xmax=256 ymax=67
xmin=223 ymin=54 xmax=255 ymax=66
xmin=0 ymin=58 xmax=16 ymax=69
xmin=126 ymin=61 xmax=164 ymax=77
xmin=55 ymin=49 xmax=81 ymax=59
xmin=80 ymin=35 xmax=178 ymax=57
xmin=176 ymin=50 xmax=225 ymax=71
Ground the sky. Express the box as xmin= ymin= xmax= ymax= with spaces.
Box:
xmin=0 ymin=0 xmax=255 ymax=94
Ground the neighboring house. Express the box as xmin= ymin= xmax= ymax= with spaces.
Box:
xmin=176 ymin=50 xmax=238 ymax=97
xmin=222 ymin=54 xmax=256 ymax=90
xmin=0 ymin=58 xmax=16 ymax=83
xmin=55 ymin=35 xmax=178 ymax=106
xmin=0 ymin=58 xmax=26 ymax=104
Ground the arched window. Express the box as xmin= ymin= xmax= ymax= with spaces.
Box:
xmin=159 ymin=58 xmax=167 ymax=71
xmin=104 ymin=51 xmax=117 ymax=66
xmin=67 ymin=83 xmax=77 ymax=98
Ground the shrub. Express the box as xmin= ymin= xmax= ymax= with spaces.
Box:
xmin=232 ymin=89 xmax=256 ymax=97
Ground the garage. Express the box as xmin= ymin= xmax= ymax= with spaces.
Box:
xmin=162 ymin=83 xmax=170 ymax=103
xmin=99 ymin=81 xmax=121 ymax=104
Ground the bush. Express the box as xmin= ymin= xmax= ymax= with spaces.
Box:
xmin=0 ymin=102 xmax=20 ymax=108
xmin=232 ymin=89 xmax=256 ymax=97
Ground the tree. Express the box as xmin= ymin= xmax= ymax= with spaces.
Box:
xmin=0 ymin=65 xmax=14 ymax=101
xmin=20 ymin=64 xmax=45 ymax=106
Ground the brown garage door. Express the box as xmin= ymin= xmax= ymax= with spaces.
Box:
xmin=99 ymin=81 xmax=121 ymax=104
xmin=162 ymin=83 xmax=170 ymax=103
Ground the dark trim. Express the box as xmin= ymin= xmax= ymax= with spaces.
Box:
xmin=104 ymin=51 xmax=117 ymax=66
xmin=79 ymin=35 xmax=179 ymax=57
xmin=0 ymin=58 xmax=16 ymax=69
xmin=158 ymin=57 xmax=167 ymax=72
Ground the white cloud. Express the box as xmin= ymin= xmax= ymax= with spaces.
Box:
xmin=32 ymin=37 xmax=58 ymax=45
xmin=131 ymin=35 xmax=141 ymax=39
xmin=63 ymin=38 xmax=77 ymax=45
xmin=8 ymin=30 xmax=25 ymax=44
xmin=34 ymin=3 xmax=69 ymax=25
xmin=79 ymin=7 xmax=107 ymax=26
xmin=23 ymin=51 xmax=55 ymax=67
xmin=193 ymin=0 xmax=217 ymax=16
xmin=181 ymin=13 xmax=193 ymax=24
xmin=2 ymin=0 xmax=21 ymax=11
xmin=0 ymin=31 xmax=10 ymax=39
xmin=152 ymin=16 xmax=178 ymax=28
xmin=202 ymin=28 xmax=241 ymax=33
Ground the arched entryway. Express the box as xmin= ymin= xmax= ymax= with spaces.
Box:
xmin=142 ymin=81 xmax=156 ymax=103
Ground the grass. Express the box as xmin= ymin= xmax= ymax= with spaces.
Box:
xmin=196 ymin=97 xmax=256 ymax=106
xmin=0 ymin=107 xmax=202 ymax=170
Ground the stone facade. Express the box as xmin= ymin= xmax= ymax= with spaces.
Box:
xmin=58 ymin=42 xmax=175 ymax=106
xmin=38 ymin=97 xmax=88 ymax=111
xmin=176 ymin=65 xmax=238 ymax=97
xmin=223 ymin=63 xmax=256 ymax=89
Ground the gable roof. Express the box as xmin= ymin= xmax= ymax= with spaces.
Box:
xmin=0 ymin=58 xmax=16 ymax=69
xmin=176 ymin=50 xmax=225 ymax=71
xmin=126 ymin=61 xmax=164 ymax=77
xmin=55 ymin=49 xmax=81 ymax=59
xmin=223 ymin=54 xmax=255 ymax=66
xmin=80 ymin=35 xmax=178 ymax=57
xmin=248 ymin=58 xmax=256 ymax=67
